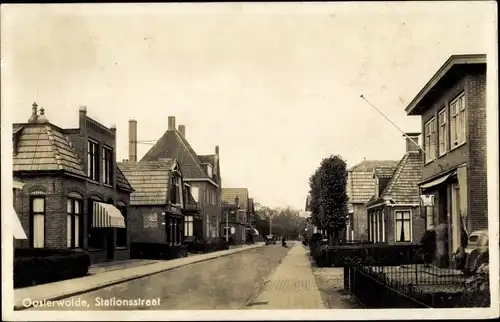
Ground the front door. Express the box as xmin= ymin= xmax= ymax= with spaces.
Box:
xmin=106 ymin=228 xmax=115 ymax=260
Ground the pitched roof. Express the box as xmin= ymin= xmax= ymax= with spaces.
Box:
xmin=374 ymin=166 xmax=397 ymax=178
xmin=198 ymin=154 xmax=215 ymax=166
xmin=115 ymin=165 xmax=134 ymax=191
xmin=349 ymin=160 xmax=400 ymax=172
xmin=141 ymin=129 xmax=211 ymax=181
xmin=117 ymin=160 xmax=176 ymax=205
xmin=348 ymin=160 xmax=399 ymax=203
xmin=221 ymin=188 xmax=249 ymax=210
xmin=379 ymin=151 xmax=423 ymax=204
xmin=12 ymin=124 xmax=86 ymax=177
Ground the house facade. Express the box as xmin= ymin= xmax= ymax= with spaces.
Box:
xmin=118 ymin=159 xmax=198 ymax=251
xmin=347 ymin=160 xmax=399 ymax=241
xmin=13 ymin=104 xmax=134 ymax=264
xmin=405 ymin=54 xmax=488 ymax=267
xmin=135 ymin=116 xmax=222 ymax=241
xmin=366 ymin=133 xmax=425 ymax=245
xmin=220 ymin=188 xmax=257 ymax=243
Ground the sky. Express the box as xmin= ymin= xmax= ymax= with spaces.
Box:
xmin=1 ymin=2 xmax=497 ymax=210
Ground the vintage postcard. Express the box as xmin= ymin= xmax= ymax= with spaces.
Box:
xmin=1 ymin=1 xmax=499 ymax=321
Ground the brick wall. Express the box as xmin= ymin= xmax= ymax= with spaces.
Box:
xmin=129 ymin=205 xmax=167 ymax=243
xmin=421 ymin=75 xmax=468 ymax=181
xmin=466 ymin=68 xmax=488 ymax=232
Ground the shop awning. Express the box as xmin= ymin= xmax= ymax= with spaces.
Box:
xmin=13 ymin=208 xmax=27 ymax=240
xmin=92 ymin=202 xmax=126 ymax=228
xmin=420 ymin=171 xmax=457 ymax=191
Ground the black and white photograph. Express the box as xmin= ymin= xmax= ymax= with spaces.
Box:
xmin=1 ymin=2 xmax=498 ymax=321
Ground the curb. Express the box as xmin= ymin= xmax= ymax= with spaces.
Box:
xmin=14 ymin=243 xmax=264 ymax=311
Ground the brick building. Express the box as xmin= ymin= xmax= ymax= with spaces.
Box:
xmin=220 ymin=188 xmax=258 ymax=243
xmin=118 ymin=159 xmax=200 ymax=249
xmin=347 ymin=160 xmax=400 ymax=241
xmin=366 ymin=133 xmax=425 ymax=245
xmin=13 ymin=103 xmax=134 ymax=264
xmin=131 ymin=117 xmax=222 ymax=241
xmin=404 ymin=54 xmax=487 ymax=266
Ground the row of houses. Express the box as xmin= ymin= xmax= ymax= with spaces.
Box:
xmin=306 ymin=53 xmax=488 ymax=268
xmin=12 ymin=104 xmax=257 ymax=264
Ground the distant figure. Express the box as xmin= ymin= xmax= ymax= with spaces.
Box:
xmin=282 ymin=236 xmax=287 ymax=248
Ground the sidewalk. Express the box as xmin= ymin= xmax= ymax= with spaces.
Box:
xmin=246 ymin=242 xmax=326 ymax=309
xmin=14 ymin=242 xmax=264 ymax=310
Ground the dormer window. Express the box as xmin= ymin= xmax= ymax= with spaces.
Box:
xmin=170 ymin=175 xmax=180 ymax=204
xmin=206 ymin=164 xmax=213 ymax=177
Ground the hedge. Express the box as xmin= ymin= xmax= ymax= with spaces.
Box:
xmin=14 ymin=248 xmax=91 ymax=288
xmin=130 ymin=243 xmax=188 ymax=260
xmin=313 ymin=243 xmax=428 ymax=267
xmin=185 ymin=238 xmax=229 ymax=254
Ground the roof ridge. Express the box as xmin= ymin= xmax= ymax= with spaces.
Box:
xmin=174 ymin=131 xmax=209 ymax=178
xmin=381 ymin=153 xmax=409 ymax=198
xmin=45 ymin=126 xmax=64 ymax=170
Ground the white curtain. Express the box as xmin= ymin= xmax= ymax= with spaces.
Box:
xmin=32 ymin=198 xmax=45 ymax=248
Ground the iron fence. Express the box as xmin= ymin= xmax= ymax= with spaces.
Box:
xmin=344 ymin=263 xmax=466 ymax=308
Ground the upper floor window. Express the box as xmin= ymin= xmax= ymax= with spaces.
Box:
xmin=87 ymin=140 xmax=99 ymax=181
xmin=170 ymin=175 xmax=180 ymax=204
xmin=102 ymin=146 xmax=113 ymax=185
xmin=206 ymin=164 xmax=213 ymax=178
xmin=450 ymin=93 xmax=466 ymax=147
xmin=191 ymin=187 xmax=199 ymax=202
xmin=424 ymin=117 xmax=436 ymax=162
xmin=438 ymin=108 xmax=448 ymax=156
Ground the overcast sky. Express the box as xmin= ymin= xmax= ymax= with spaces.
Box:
xmin=2 ymin=2 xmax=496 ymax=210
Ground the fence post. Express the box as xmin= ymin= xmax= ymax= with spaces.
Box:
xmin=344 ymin=266 xmax=350 ymax=294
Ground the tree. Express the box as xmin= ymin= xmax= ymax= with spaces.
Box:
xmin=308 ymin=155 xmax=349 ymax=245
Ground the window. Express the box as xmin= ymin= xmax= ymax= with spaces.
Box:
xmin=425 ymin=206 xmax=434 ymax=230
xmin=184 ymin=216 xmax=194 ymax=237
xmin=438 ymin=108 xmax=448 ymax=156
xmin=117 ymin=205 xmax=127 ymax=247
xmin=450 ymin=93 xmax=466 ymax=147
xmin=87 ymin=140 xmax=99 ymax=181
xmin=206 ymin=214 xmax=211 ymax=238
xmin=102 ymin=146 xmax=113 ymax=185
xmin=424 ymin=118 xmax=436 ymax=162
xmin=66 ymin=198 xmax=82 ymax=248
xmin=191 ymin=187 xmax=199 ymax=202
xmin=170 ymin=175 xmax=179 ymax=204
xmin=395 ymin=210 xmax=412 ymax=242
xmin=206 ymin=165 xmax=213 ymax=177
xmin=30 ymin=197 xmax=45 ymax=248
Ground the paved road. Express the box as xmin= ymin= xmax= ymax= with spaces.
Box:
xmin=29 ymin=245 xmax=289 ymax=310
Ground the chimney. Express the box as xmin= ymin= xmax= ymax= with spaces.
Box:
xmin=129 ymin=119 xmax=138 ymax=162
xmin=168 ymin=116 xmax=176 ymax=130
xmin=404 ymin=132 xmax=421 ymax=153
xmin=215 ymin=145 xmax=219 ymax=155
xmin=178 ymin=125 xmax=186 ymax=137
xmin=28 ymin=102 xmax=38 ymax=123
xmin=79 ymin=105 xmax=87 ymax=130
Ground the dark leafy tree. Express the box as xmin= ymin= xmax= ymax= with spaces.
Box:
xmin=308 ymin=155 xmax=349 ymax=245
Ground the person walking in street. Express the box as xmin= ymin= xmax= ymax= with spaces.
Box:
xmin=282 ymin=236 xmax=287 ymax=248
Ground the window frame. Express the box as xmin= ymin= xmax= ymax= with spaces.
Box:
xmin=87 ymin=139 xmax=99 ymax=181
xmin=424 ymin=117 xmax=436 ymax=163
xmin=450 ymin=93 xmax=466 ymax=148
xmin=66 ymin=198 xmax=83 ymax=249
xmin=184 ymin=215 xmax=194 ymax=237
xmin=394 ymin=210 xmax=412 ymax=243
xmin=438 ymin=107 xmax=448 ymax=156
xmin=102 ymin=145 xmax=113 ymax=185
xmin=30 ymin=195 xmax=46 ymax=248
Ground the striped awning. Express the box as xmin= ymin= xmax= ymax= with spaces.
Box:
xmin=246 ymin=227 xmax=259 ymax=235
xmin=93 ymin=202 xmax=126 ymax=228
xmin=13 ymin=207 xmax=27 ymax=239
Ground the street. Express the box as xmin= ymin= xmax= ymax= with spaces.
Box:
xmin=28 ymin=245 xmax=289 ymax=310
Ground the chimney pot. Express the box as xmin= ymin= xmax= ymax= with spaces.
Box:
xmin=215 ymin=145 xmax=219 ymax=155
xmin=178 ymin=125 xmax=186 ymax=137
xmin=28 ymin=102 xmax=39 ymax=123
xmin=168 ymin=116 xmax=176 ymax=130
xmin=79 ymin=105 xmax=87 ymax=113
